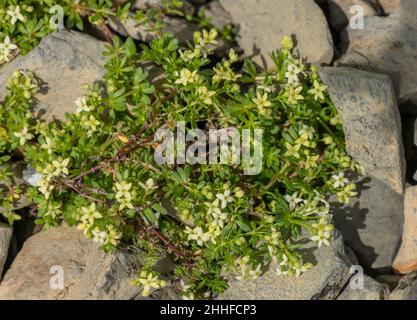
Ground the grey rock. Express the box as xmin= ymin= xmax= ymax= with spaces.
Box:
xmin=375 ymin=274 xmax=402 ymax=291
xmin=0 ymin=30 xmax=106 ymax=122
xmin=218 ymin=231 xmax=355 ymax=300
xmin=0 ymin=223 xmax=13 ymax=278
xmin=327 ymin=0 xmax=378 ymax=31
xmin=201 ymin=0 xmax=233 ymax=29
xmin=337 ymin=274 xmax=389 ymax=300
xmin=0 ymin=224 xmax=142 ymax=300
xmin=390 ymin=270 xmax=417 ymax=299
xmin=319 ymin=67 xmax=405 ymax=272
xmin=333 ymin=176 xmax=404 ymax=274
xmin=22 ymin=166 xmax=42 ymax=187
xmin=396 ymin=0 xmax=417 ymax=30
xmin=219 ymin=0 xmax=334 ymax=68
xmin=337 ymin=5 xmax=417 ymax=110
xmin=379 ymin=0 xmax=401 ymax=14
xmin=319 ymin=67 xmax=405 ymax=194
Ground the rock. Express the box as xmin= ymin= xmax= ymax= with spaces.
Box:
xmin=201 ymin=0 xmax=233 ymax=29
xmin=319 ymin=67 xmax=405 ymax=194
xmin=389 ymin=270 xmax=417 ymax=299
xmin=0 ymin=30 xmax=106 ymax=122
xmin=218 ymin=231 xmax=355 ymax=300
xmin=319 ymin=67 xmax=405 ymax=273
xmin=327 ymin=0 xmax=378 ymax=31
xmin=337 ymin=274 xmax=389 ymax=300
xmin=375 ymin=274 xmax=402 ymax=291
xmin=108 ymin=16 xmax=199 ymax=45
xmin=0 ymin=224 xmax=142 ymax=299
xmin=396 ymin=0 xmax=417 ymax=30
xmin=379 ymin=0 xmax=401 ymax=14
xmin=393 ymin=187 xmax=417 ymax=274
xmin=219 ymin=0 xmax=334 ymax=68
xmin=333 ymin=176 xmax=404 ymax=274
xmin=337 ymin=6 xmax=417 ymax=110
xmin=0 ymin=223 xmax=13 ymax=278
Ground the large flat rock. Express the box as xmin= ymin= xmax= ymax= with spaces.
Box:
xmin=0 ymin=224 xmax=142 ymax=300
xmin=219 ymin=0 xmax=334 ymax=68
xmin=0 ymin=30 xmax=106 ymax=122
xmin=319 ymin=67 xmax=405 ymax=273
xmin=218 ymin=231 xmax=355 ymax=300
xmin=337 ymin=1 xmax=417 ymax=110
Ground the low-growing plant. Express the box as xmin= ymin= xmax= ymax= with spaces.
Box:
xmin=0 ymin=0 xmax=230 ymax=65
xmin=0 ymin=27 xmax=361 ymax=298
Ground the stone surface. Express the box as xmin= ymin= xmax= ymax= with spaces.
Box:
xmin=396 ymin=0 xmax=417 ymax=30
xmin=219 ymin=0 xmax=334 ymax=68
xmin=0 ymin=223 xmax=13 ymax=278
xmin=333 ymin=176 xmax=404 ymax=274
xmin=389 ymin=270 xmax=417 ymax=299
xmin=319 ymin=67 xmax=405 ymax=194
xmin=327 ymin=0 xmax=377 ymax=31
xmin=379 ymin=0 xmax=401 ymax=14
xmin=0 ymin=224 xmax=142 ymax=300
xmin=218 ymin=231 xmax=355 ymax=300
xmin=337 ymin=5 xmax=417 ymax=109
xmin=393 ymin=186 xmax=417 ymax=274
xmin=319 ymin=67 xmax=405 ymax=273
xmin=0 ymin=30 xmax=106 ymax=122
xmin=375 ymin=274 xmax=402 ymax=291
xmin=201 ymin=0 xmax=233 ymax=29
xmin=337 ymin=274 xmax=389 ymax=300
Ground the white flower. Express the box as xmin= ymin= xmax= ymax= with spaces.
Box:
xmin=331 ymin=172 xmax=348 ymax=188
xmin=46 ymin=203 xmax=62 ymax=219
xmin=175 ymin=68 xmax=199 ymax=86
xmin=308 ymin=80 xmax=328 ymax=101
xmin=40 ymin=137 xmax=54 ymax=155
xmin=0 ymin=36 xmax=18 ymax=62
xmin=139 ymin=178 xmax=158 ymax=191
xmin=37 ymin=177 xmax=54 ymax=200
xmin=114 ymin=181 xmax=132 ymax=199
xmin=205 ymin=199 xmax=220 ymax=216
xmin=92 ymin=227 xmax=108 ymax=244
xmin=298 ymin=125 xmax=315 ymax=140
xmin=197 ymin=86 xmax=216 ymax=105
xmin=284 ymin=192 xmax=303 ymax=210
xmin=7 ymin=6 xmax=25 ymax=25
xmin=79 ymin=203 xmax=103 ymax=224
xmin=75 ymin=97 xmax=90 ymax=113
xmin=216 ymin=189 xmax=234 ymax=209
xmin=106 ymin=225 xmax=122 ymax=246
xmin=310 ymin=232 xmax=331 ymax=248
xmin=187 ymin=226 xmax=210 ymax=246
xmin=52 ymin=158 xmax=70 ymax=176
xmin=252 ymin=91 xmax=272 ymax=115
xmin=81 ymin=115 xmax=100 ymax=135
xmin=13 ymin=126 xmax=34 ymax=145
xmin=136 ymin=271 xmax=166 ymax=297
